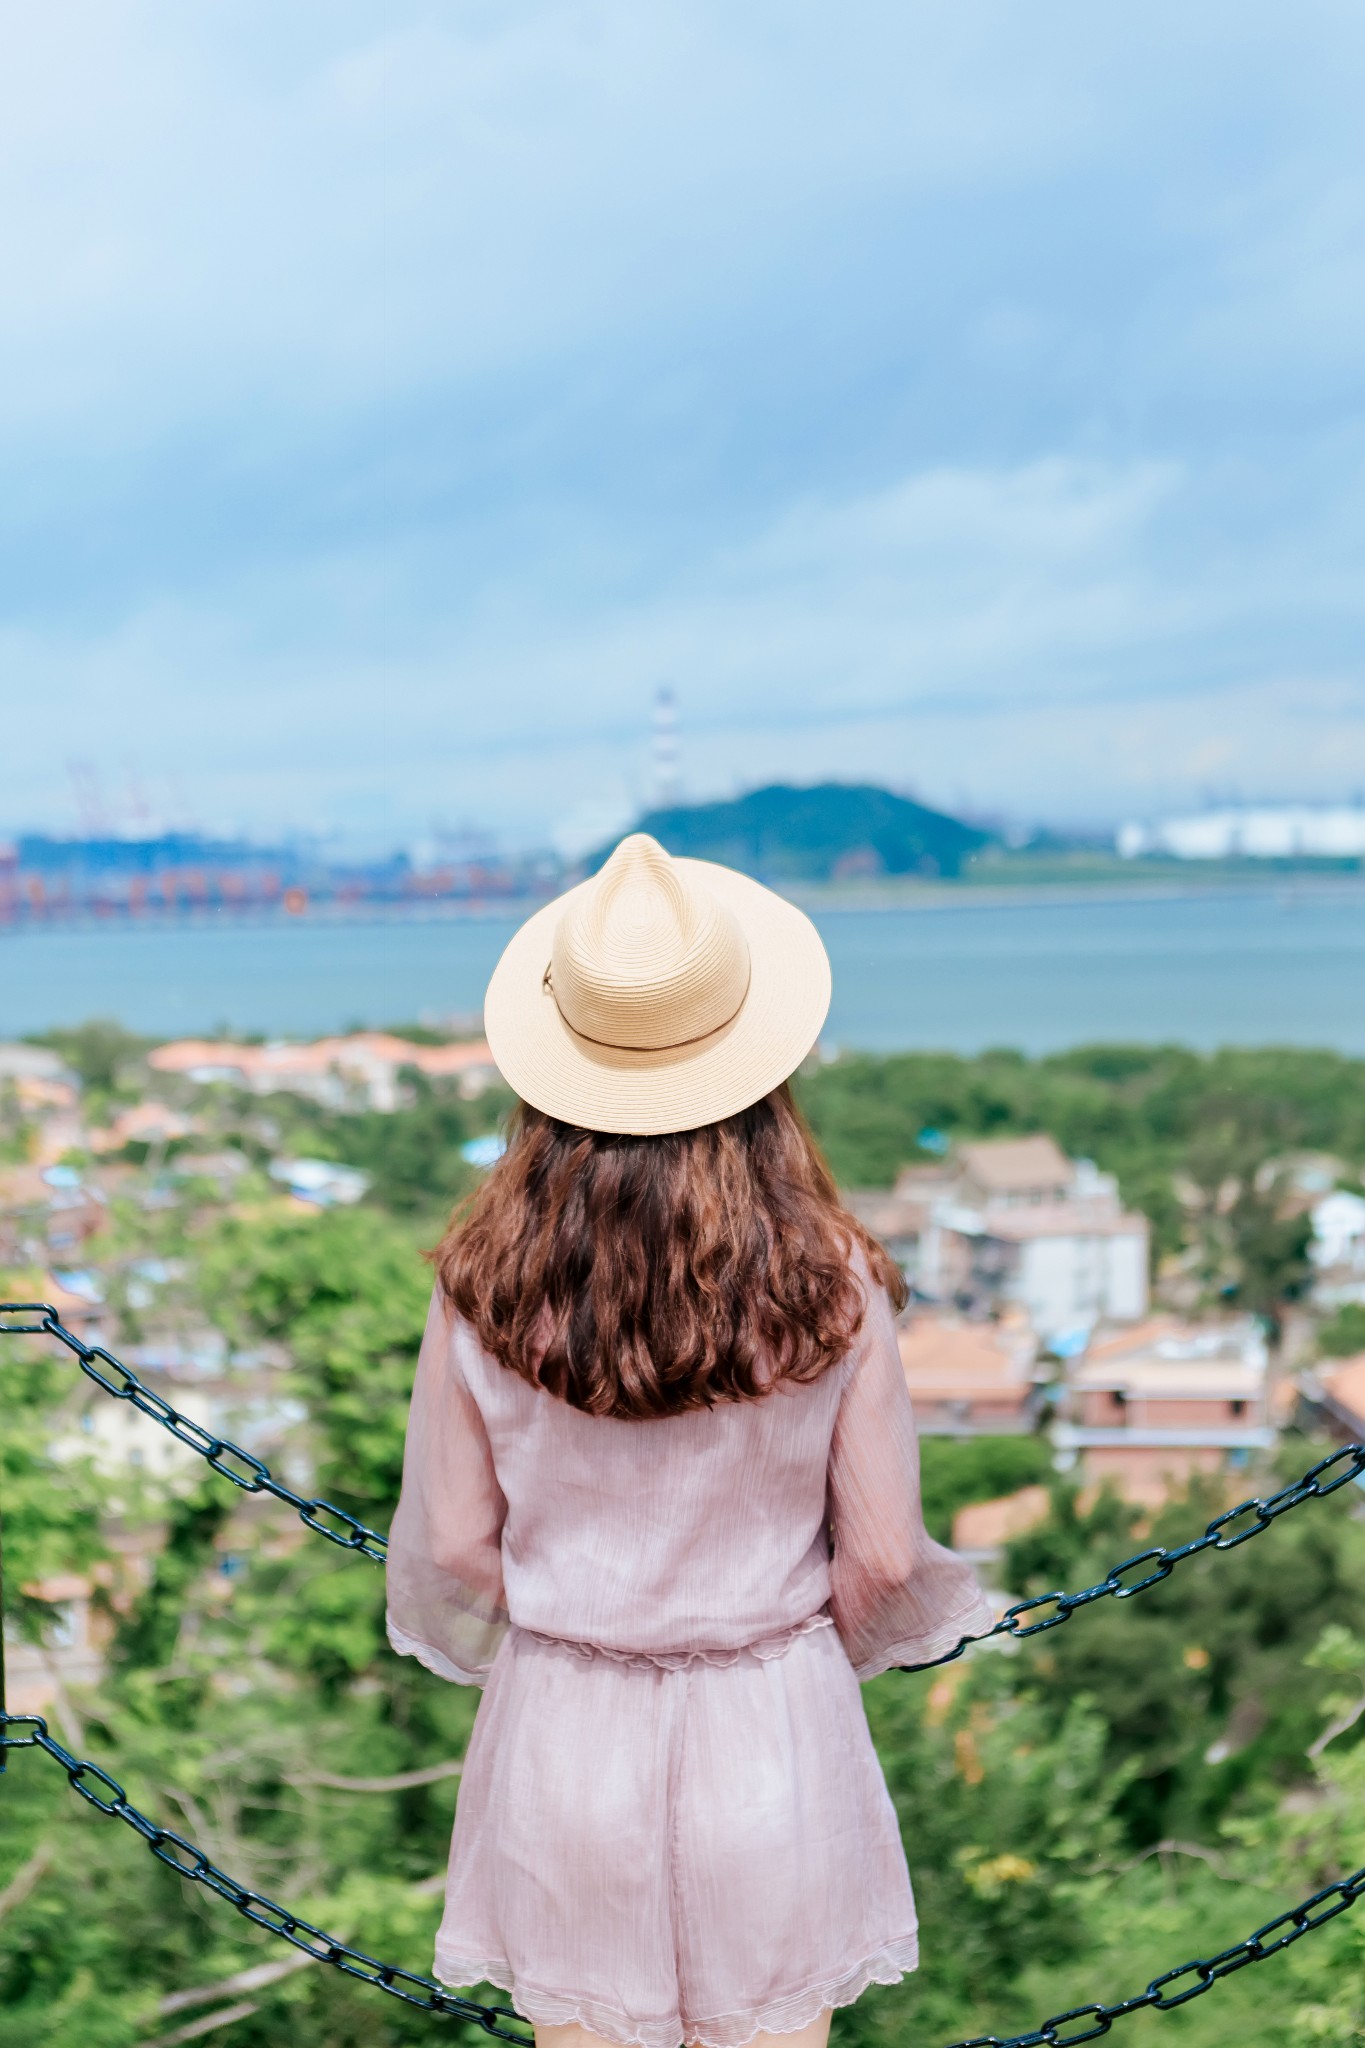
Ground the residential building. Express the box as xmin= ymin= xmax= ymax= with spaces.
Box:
xmin=1297 ymin=1354 xmax=1365 ymax=1446
xmin=912 ymin=1136 xmax=1149 ymax=1339
xmin=898 ymin=1309 xmax=1039 ymax=1434
xmin=951 ymin=1485 xmax=1052 ymax=1563
xmin=0 ymin=1042 xmax=78 ymax=1116
xmin=148 ymin=1031 xmax=499 ymax=1110
xmin=90 ymin=1100 xmax=197 ymax=1152
xmin=1310 ymin=1189 xmax=1365 ymax=1304
xmin=840 ymin=1189 xmax=935 ymax=1276
xmin=2 ymin=1572 xmax=108 ymax=1719
xmin=268 ymin=1157 xmax=370 ymax=1207
xmin=1053 ymin=1316 xmax=1273 ymax=1504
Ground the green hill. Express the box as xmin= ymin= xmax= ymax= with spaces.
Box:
xmin=598 ymin=781 xmax=992 ymax=882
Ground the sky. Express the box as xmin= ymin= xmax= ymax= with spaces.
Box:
xmin=3 ymin=1 xmax=1364 ymax=855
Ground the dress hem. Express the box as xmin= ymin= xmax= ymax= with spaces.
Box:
xmin=433 ymin=1933 xmax=920 ymax=2048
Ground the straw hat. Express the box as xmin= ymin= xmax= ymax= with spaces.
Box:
xmin=483 ymin=834 xmax=831 ymax=1135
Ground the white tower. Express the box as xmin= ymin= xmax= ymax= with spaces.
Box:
xmin=651 ymin=687 xmax=680 ymax=810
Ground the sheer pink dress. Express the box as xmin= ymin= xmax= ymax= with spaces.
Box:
xmin=386 ymin=1266 xmax=992 ymax=2048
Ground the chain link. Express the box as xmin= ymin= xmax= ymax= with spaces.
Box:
xmin=0 ymin=1302 xmax=389 ymax=1561
xmin=902 ymin=1438 xmax=1365 ymax=1672
xmin=0 ymin=1711 xmax=530 ymax=2040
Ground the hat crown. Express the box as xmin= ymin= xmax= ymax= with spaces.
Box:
xmin=551 ymin=835 xmax=751 ymax=1052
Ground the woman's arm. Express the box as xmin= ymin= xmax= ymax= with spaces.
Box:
xmin=828 ymin=1277 xmax=994 ymax=1680
xmin=385 ymin=1286 xmax=509 ymax=1686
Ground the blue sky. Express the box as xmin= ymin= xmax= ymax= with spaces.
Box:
xmin=3 ymin=1 xmax=1364 ymax=853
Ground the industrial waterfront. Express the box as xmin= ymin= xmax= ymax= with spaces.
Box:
xmin=6 ymin=880 xmax=1365 ymax=1052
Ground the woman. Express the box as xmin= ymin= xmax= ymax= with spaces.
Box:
xmin=387 ymin=834 xmax=992 ymax=2048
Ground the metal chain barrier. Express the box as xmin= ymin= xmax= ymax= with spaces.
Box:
xmin=904 ymin=1436 xmax=1365 ymax=1673
xmin=4 ymin=1304 xmax=1364 ymax=2039
xmin=0 ymin=1710 xmax=530 ymax=2041
xmin=0 ymin=1302 xmax=389 ymax=1561
xmin=5 ymin=1301 xmax=1361 ymax=1653
xmin=941 ymin=1862 xmax=1365 ymax=2047
xmin=2 ymin=1706 xmax=1360 ymax=2047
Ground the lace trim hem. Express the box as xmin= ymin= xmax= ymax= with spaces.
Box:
xmin=386 ymin=1616 xmax=492 ymax=1689
xmin=433 ymin=1932 xmax=919 ymax=2048
xmin=519 ymin=1611 xmax=835 ymax=1673
xmin=851 ymin=1592 xmax=998 ymax=1682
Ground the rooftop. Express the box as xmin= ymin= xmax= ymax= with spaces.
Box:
xmin=148 ymin=1032 xmax=497 ymax=1084
xmin=1074 ymin=1316 xmax=1266 ymax=1397
xmin=841 ymin=1190 xmax=931 ymax=1240
xmin=976 ymin=1203 xmax=1148 ymax=1242
xmin=958 ymin=1134 xmax=1072 ymax=1195
xmin=898 ymin=1312 xmax=1036 ymax=1398
xmin=1315 ymin=1353 xmax=1365 ymax=1434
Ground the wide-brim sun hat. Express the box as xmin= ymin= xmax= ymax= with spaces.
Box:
xmin=483 ymin=833 xmax=832 ymax=1136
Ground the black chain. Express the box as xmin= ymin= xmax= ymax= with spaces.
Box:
xmin=6 ymin=1302 xmax=1362 ymax=1644
xmin=4 ymin=1308 xmax=1365 ymax=2040
xmin=902 ymin=1437 xmax=1365 ymax=1673
xmin=0 ymin=1302 xmax=389 ymax=1561
xmin=0 ymin=1710 xmax=529 ymax=2040
xmin=941 ymin=1861 xmax=1365 ymax=2046
xmin=2 ymin=1707 xmax=1360 ymax=2048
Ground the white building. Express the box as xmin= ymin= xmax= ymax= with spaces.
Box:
xmin=1310 ymin=1190 xmax=1365 ymax=1272
xmin=1119 ymin=806 xmax=1365 ymax=861
xmin=912 ymin=1136 xmax=1149 ymax=1339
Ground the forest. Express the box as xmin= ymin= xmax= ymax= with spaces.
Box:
xmin=2 ymin=1037 xmax=1364 ymax=2045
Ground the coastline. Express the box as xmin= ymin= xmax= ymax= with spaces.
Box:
xmin=6 ymin=868 xmax=1365 ymax=935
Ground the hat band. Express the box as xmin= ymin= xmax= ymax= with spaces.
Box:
xmin=543 ymin=960 xmax=753 ymax=1054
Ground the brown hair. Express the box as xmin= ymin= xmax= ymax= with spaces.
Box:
xmin=434 ymin=1083 xmax=906 ymax=1421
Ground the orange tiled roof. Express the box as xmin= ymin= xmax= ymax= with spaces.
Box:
xmin=898 ymin=1314 xmax=1035 ymax=1398
xmin=1319 ymin=1353 xmax=1365 ymax=1433
xmin=149 ymin=1033 xmax=495 ymax=1080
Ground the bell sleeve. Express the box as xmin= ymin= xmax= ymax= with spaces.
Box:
xmin=828 ymin=1273 xmax=995 ymax=1680
xmin=385 ymin=1287 xmax=510 ymax=1687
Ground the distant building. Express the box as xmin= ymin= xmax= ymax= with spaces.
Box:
xmin=1053 ymin=1316 xmax=1273 ymax=1504
xmin=841 ymin=1189 xmax=934 ymax=1276
xmin=148 ymin=1032 xmax=499 ymax=1111
xmin=90 ymin=1100 xmax=197 ymax=1153
xmin=1297 ymin=1354 xmax=1365 ymax=1446
xmin=0 ymin=833 xmax=551 ymax=925
xmin=268 ymin=1157 xmax=370 ymax=1207
xmin=951 ymin=1484 xmax=1052 ymax=1563
xmin=898 ymin=1310 xmax=1039 ymax=1434
xmin=908 ymin=1136 xmax=1148 ymax=1339
xmin=1118 ymin=805 xmax=1365 ymax=862
xmin=1310 ymin=1190 xmax=1365 ymax=1302
xmin=0 ymin=1044 xmax=66 ymax=1079
xmin=2 ymin=1573 xmax=108 ymax=1719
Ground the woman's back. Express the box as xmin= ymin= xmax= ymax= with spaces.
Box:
xmin=387 ymin=1264 xmax=989 ymax=1687
xmin=461 ymin=1311 xmax=845 ymax=1662
xmin=384 ymin=835 xmax=992 ymax=2048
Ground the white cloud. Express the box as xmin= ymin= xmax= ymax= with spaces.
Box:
xmin=2 ymin=1 xmax=1364 ymax=842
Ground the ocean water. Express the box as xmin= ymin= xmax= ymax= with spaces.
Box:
xmin=3 ymin=883 xmax=1365 ymax=1055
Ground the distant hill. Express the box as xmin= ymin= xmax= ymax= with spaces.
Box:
xmin=594 ymin=783 xmax=993 ymax=883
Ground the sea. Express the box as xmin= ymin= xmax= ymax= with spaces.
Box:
xmin=4 ymin=880 xmax=1365 ymax=1056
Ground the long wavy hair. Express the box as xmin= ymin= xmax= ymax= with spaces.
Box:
xmin=434 ymin=1082 xmax=906 ymax=1420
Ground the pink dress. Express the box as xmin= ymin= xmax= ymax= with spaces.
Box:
xmin=386 ymin=1268 xmax=992 ymax=2048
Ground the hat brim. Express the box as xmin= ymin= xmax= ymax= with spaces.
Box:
xmin=483 ymin=860 xmax=832 ymax=1136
